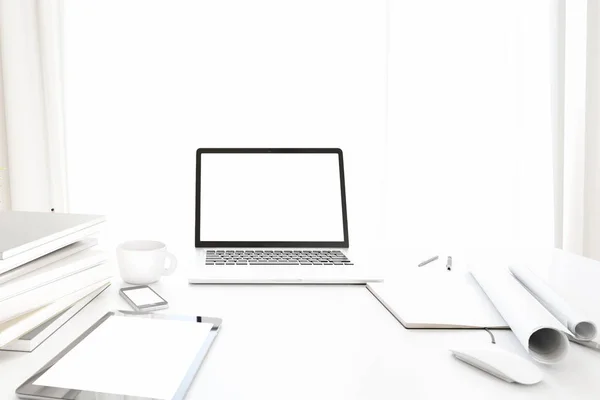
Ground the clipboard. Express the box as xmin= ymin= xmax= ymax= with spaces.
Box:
xmin=16 ymin=310 xmax=222 ymax=400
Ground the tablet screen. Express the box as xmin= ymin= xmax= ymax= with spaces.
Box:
xmin=35 ymin=315 xmax=213 ymax=399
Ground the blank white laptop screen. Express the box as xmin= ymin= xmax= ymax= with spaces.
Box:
xmin=199 ymin=152 xmax=345 ymax=243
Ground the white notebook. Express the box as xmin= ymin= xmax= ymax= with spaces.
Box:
xmin=0 ymin=224 xmax=104 ymax=275
xmin=0 ymin=259 xmax=111 ymax=324
xmin=0 ymin=239 xmax=98 ymax=285
xmin=0 ymin=280 xmax=111 ymax=348
xmin=0 ymin=211 xmax=105 ymax=261
xmin=367 ymin=270 xmax=508 ymax=329
xmin=0 ymin=249 xmax=108 ymax=303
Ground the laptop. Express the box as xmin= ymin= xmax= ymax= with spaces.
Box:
xmin=188 ymin=148 xmax=382 ymax=284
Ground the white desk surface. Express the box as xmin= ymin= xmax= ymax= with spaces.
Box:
xmin=2 ymin=247 xmax=600 ymax=399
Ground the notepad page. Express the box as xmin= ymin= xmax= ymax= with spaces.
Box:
xmin=35 ymin=315 xmax=213 ymax=399
xmin=369 ymin=270 xmax=508 ymax=328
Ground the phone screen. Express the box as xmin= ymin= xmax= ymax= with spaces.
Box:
xmin=123 ymin=287 xmax=165 ymax=307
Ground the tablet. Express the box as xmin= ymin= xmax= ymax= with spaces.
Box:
xmin=16 ymin=311 xmax=222 ymax=400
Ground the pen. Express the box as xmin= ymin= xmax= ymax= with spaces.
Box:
xmin=446 ymin=256 xmax=452 ymax=271
xmin=418 ymin=255 xmax=439 ymax=267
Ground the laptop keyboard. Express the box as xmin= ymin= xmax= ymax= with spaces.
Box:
xmin=205 ymin=250 xmax=353 ymax=266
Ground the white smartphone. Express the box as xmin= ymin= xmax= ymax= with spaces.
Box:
xmin=119 ymin=285 xmax=169 ymax=312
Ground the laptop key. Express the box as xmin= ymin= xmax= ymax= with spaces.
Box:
xmin=251 ymin=262 xmax=280 ymax=265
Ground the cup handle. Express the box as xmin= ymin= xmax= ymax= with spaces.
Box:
xmin=163 ymin=252 xmax=178 ymax=276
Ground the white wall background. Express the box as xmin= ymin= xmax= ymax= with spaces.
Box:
xmin=64 ymin=0 xmax=387 ymax=248
xmin=64 ymin=0 xmax=554 ymax=252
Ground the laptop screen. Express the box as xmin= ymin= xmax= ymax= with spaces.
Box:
xmin=196 ymin=150 xmax=348 ymax=247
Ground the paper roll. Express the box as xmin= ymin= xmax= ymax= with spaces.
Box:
xmin=471 ymin=268 xmax=569 ymax=364
xmin=509 ymin=265 xmax=597 ymax=341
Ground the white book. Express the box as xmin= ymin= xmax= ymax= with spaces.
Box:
xmin=0 ymin=239 xmax=98 ymax=285
xmin=0 ymin=260 xmax=112 ymax=324
xmin=0 ymin=249 xmax=108 ymax=302
xmin=0 ymin=279 xmax=111 ymax=349
xmin=0 ymin=211 xmax=105 ymax=260
xmin=0 ymin=223 xmax=104 ymax=275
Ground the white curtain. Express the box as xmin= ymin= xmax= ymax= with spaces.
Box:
xmin=0 ymin=0 xmax=68 ymax=212
xmin=0 ymin=51 xmax=9 ymax=211
xmin=557 ymin=0 xmax=600 ymax=260
xmin=384 ymin=0 xmax=554 ymax=251
xmin=41 ymin=0 xmax=600 ymax=258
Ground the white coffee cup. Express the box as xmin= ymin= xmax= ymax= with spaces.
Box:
xmin=116 ymin=240 xmax=177 ymax=285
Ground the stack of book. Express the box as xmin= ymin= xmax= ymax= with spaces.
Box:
xmin=0 ymin=211 xmax=112 ymax=352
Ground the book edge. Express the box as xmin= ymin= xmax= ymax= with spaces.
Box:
xmin=0 ymin=224 xmax=103 ymax=274
xmin=0 ymin=281 xmax=111 ymax=352
xmin=0 ymin=214 xmax=105 ymax=260
xmin=0 ymin=239 xmax=98 ymax=285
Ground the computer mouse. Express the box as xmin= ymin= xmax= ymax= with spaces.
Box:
xmin=450 ymin=347 xmax=543 ymax=385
